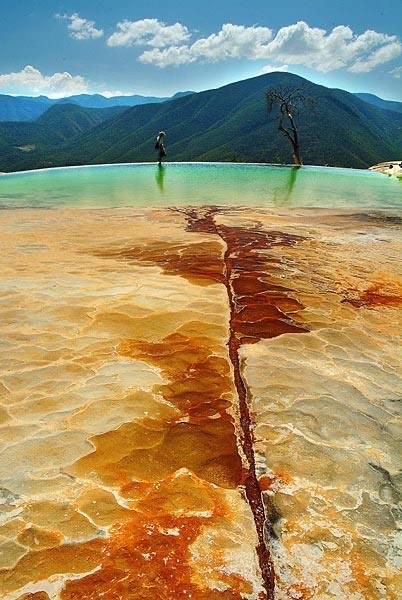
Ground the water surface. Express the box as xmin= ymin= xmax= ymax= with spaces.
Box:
xmin=1 ymin=163 xmax=401 ymax=209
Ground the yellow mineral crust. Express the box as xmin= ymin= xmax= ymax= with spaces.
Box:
xmin=0 ymin=206 xmax=401 ymax=599
xmin=233 ymin=208 xmax=402 ymax=599
xmin=0 ymin=208 xmax=263 ymax=599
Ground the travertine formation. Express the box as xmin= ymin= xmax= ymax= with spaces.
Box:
xmin=369 ymin=161 xmax=402 ymax=178
xmin=0 ymin=206 xmax=401 ymax=599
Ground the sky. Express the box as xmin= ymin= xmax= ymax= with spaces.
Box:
xmin=1 ymin=0 xmax=401 ymax=100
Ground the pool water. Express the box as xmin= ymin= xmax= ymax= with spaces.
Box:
xmin=0 ymin=162 xmax=401 ymax=209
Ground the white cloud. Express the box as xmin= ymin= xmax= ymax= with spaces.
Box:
xmin=136 ymin=20 xmax=402 ymax=73
xmin=0 ymin=65 xmax=89 ymax=98
xmin=190 ymin=24 xmax=273 ymax=61
xmin=139 ymin=23 xmax=273 ymax=68
xmin=259 ymin=64 xmax=289 ymax=74
xmin=107 ymin=18 xmax=190 ymax=48
xmin=139 ymin=46 xmax=196 ymax=67
xmin=57 ymin=13 xmax=103 ymax=40
xmin=390 ymin=65 xmax=402 ymax=78
xmin=349 ymin=41 xmax=402 ymax=73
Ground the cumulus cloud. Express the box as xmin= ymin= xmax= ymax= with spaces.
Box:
xmin=349 ymin=41 xmax=402 ymax=73
xmin=135 ymin=20 xmax=401 ymax=73
xmin=190 ymin=24 xmax=273 ymax=61
xmin=107 ymin=18 xmax=190 ymax=48
xmin=0 ymin=65 xmax=89 ymax=98
xmin=57 ymin=12 xmax=103 ymax=40
xmin=390 ymin=65 xmax=402 ymax=78
xmin=139 ymin=23 xmax=273 ymax=67
xmin=139 ymin=46 xmax=196 ymax=67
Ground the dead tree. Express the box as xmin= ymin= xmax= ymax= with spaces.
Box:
xmin=267 ymin=86 xmax=308 ymax=166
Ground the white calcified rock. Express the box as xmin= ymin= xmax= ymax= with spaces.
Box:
xmin=369 ymin=160 xmax=402 ymax=177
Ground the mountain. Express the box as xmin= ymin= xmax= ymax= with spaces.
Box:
xmin=170 ymin=91 xmax=195 ymax=100
xmin=0 ymin=104 xmax=126 ymax=169
xmin=0 ymin=91 xmax=195 ymax=121
xmin=0 ymin=94 xmax=53 ymax=121
xmin=57 ymin=93 xmax=168 ymax=109
xmin=1 ymin=73 xmax=401 ymax=173
xmin=43 ymin=73 xmax=402 ymax=168
xmin=57 ymin=91 xmax=195 ymax=109
xmin=354 ymin=93 xmax=402 ymax=114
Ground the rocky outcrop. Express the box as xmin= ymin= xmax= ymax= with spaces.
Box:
xmin=369 ymin=160 xmax=402 ymax=176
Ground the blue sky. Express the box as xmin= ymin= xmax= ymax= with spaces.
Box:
xmin=1 ymin=0 xmax=401 ymax=99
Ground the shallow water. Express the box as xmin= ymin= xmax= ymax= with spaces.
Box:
xmin=0 ymin=163 xmax=401 ymax=208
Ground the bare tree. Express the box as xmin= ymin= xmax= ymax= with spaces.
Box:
xmin=267 ymin=86 xmax=308 ymax=166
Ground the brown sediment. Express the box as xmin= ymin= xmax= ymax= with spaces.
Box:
xmin=75 ymin=206 xmax=308 ymax=599
xmin=56 ymin=321 xmax=247 ymax=597
xmin=176 ymin=207 xmax=308 ymax=599
xmin=258 ymin=470 xmax=293 ymax=492
xmin=343 ymin=283 xmax=402 ymax=308
xmin=70 ymin=329 xmax=242 ymax=490
xmin=92 ymin=238 xmax=225 ymax=286
xmin=286 ymin=583 xmax=314 ymax=600
xmin=61 ymin=481 xmax=248 ymax=600
xmin=4 ymin=478 xmax=247 ymax=600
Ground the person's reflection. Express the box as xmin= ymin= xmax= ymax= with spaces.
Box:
xmin=155 ymin=164 xmax=166 ymax=193
xmin=273 ymin=166 xmax=300 ymax=206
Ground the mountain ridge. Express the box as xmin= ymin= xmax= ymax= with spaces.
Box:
xmin=1 ymin=72 xmax=401 ymax=172
xmin=0 ymin=91 xmax=195 ymax=121
xmin=354 ymin=93 xmax=402 ymax=114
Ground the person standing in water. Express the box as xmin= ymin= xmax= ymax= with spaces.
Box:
xmin=155 ymin=131 xmax=166 ymax=165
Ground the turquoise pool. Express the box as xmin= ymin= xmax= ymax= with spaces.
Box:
xmin=0 ymin=162 xmax=401 ymax=209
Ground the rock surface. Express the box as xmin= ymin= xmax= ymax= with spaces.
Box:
xmin=0 ymin=206 xmax=401 ymax=599
xmin=369 ymin=161 xmax=402 ymax=177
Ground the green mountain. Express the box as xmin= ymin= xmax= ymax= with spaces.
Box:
xmin=56 ymin=93 xmax=166 ymax=109
xmin=57 ymin=91 xmax=194 ymax=109
xmin=354 ymin=93 xmax=402 ymax=114
xmin=1 ymin=73 xmax=401 ymax=172
xmin=0 ymin=104 xmax=126 ymax=170
xmin=0 ymin=91 xmax=195 ymax=121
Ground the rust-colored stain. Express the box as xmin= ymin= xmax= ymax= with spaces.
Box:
xmin=76 ymin=206 xmax=309 ymax=599
xmin=259 ymin=470 xmax=293 ymax=492
xmin=219 ymin=224 xmax=307 ymax=343
xmin=4 ymin=481 xmax=249 ymax=600
xmin=349 ymin=549 xmax=379 ymax=600
xmin=61 ymin=481 xmax=249 ymax=600
xmin=56 ymin=324 xmax=246 ymax=597
xmin=113 ymin=331 xmax=242 ymax=489
xmin=343 ymin=283 xmax=402 ymax=308
xmin=93 ymin=239 xmax=225 ymax=286
xmin=173 ymin=207 xmax=308 ymax=599
xmin=179 ymin=207 xmax=307 ymax=344
xmin=287 ymin=583 xmax=314 ymax=599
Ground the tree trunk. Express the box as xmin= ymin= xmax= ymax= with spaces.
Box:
xmin=287 ymin=111 xmax=302 ymax=166
xmin=292 ymin=148 xmax=302 ymax=166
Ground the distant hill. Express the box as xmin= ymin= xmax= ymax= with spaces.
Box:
xmin=0 ymin=104 xmax=126 ymax=169
xmin=57 ymin=93 xmax=168 ymax=109
xmin=1 ymin=73 xmax=401 ymax=172
xmin=0 ymin=94 xmax=52 ymax=121
xmin=57 ymin=91 xmax=194 ymax=109
xmin=354 ymin=93 xmax=402 ymax=114
xmin=0 ymin=91 xmax=195 ymax=121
